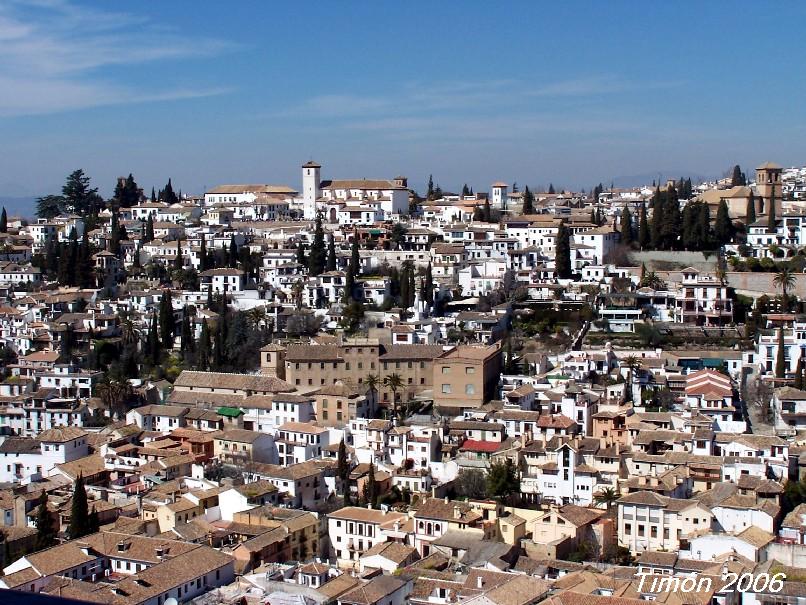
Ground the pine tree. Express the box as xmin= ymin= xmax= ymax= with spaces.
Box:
xmin=521 ymin=186 xmax=535 ymax=215
xmin=555 ymin=223 xmax=572 ymax=279
xmin=326 ymin=233 xmax=337 ymax=271
xmin=308 ymin=215 xmax=327 ymax=276
xmin=746 ymin=191 xmax=757 ymax=225
xmin=62 ymin=169 xmax=102 ymax=217
xmin=714 ymin=200 xmax=734 ymax=245
xmin=638 ymin=202 xmax=650 ymax=249
xmin=68 ymin=474 xmax=90 ymax=539
xmin=776 ymin=327 xmax=786 ymax=379
xmin=144 ymin=214 xmax=155 ymax=242
xmin=34 ymin=491 xmax=55 ymax=550
xmin=0 ymin=207 xmax=7 ymax=233
xmin=619 ymin=207 xmax=633 ymax=245
xmin=768 ymin=187 xmax=777 ymax=233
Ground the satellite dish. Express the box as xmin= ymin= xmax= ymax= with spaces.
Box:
xmin=165 ymin=598 xmax=179 ymax=605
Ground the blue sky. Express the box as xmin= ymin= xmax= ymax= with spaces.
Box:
xmin=1 ymin=0 xmax=804 ymax=201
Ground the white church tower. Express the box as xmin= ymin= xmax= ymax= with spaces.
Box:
xmin=491 ymin=181 xmax=508 ymax=210
xmin=302 ymin=160 xmax=321 ymax=219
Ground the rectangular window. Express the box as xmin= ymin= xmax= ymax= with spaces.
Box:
xmin=442 ymin=384 xmax=452 ymax=394
xmin=465 ymin=367 xmax=475 ymax=374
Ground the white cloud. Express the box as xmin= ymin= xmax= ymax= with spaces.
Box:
xmin=0 ymin=0 xmax=236 ymax=117
xmin=281 ymin=76 xmax=677 ymax=142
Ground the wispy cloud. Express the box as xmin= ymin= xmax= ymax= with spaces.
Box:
xmin=281 ymin=76 xmax=678 ymax=141
xmin=0 ymin=0 xmax=236 ymax=117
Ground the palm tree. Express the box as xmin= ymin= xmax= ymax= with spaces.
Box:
xmin=621 ymin=355 xmax=641 ymax=403
xmin=383 ymin=373 xmax=404 ymax=420
xmin=774 ymin=266 xmax=796 ymax=311
xmin=594 ymin=487 xmax=619 ymax=510
xmin=364 ymin=374 xmax=380 ymax=411
xmin=247 ymin=306 xmax=267 ymax=330
xmin=96 ymin=376 xmax=134 ymax=419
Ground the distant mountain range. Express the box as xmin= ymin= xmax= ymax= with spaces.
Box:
xmin=0 ymin=196 xmax=38 ymax=219
xmin=610 ymin=171 xmax=712 ymax=189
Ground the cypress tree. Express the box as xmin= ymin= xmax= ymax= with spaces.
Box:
xmin=555 ymin=222 xmax=572 ymax=279
xmin=326 ymin=233 xmax=337 ymax=271
xmin=34 ymin=491 xmax=55 ymax=550
xmin=144 ymin=214 xmax=154 ymax=242
xmin=0 ymin=207 xmax=7 ymax=233
xmin=343 ymin=268 xmax=355 ymax=304
xmin=88 ymin=507 xmax=100 ymax=534
xmin=296 ymin=241 xmax=306 ymax=267
xmin=638 ymin=202 xmax=650 ymax=249
xmin=768 ymin=188 xmax=777 ymax=233
xmin=660 ymin=186 xmax=681 ymax=250
xmin=364 ymin=463 xmax=378 ymax=507
xmin=400 ymin=264 xmax=410 ymax=309
xmin=214 ymin=313 xmax=225 ymax=369
xmin=197 ymin=319 xmax=211 ymax=370
xmin=548 ymin=183 xmax=555 ymax=194
xmin=161 ymin=178 xmax=178 ymax=204
xmin=650 ymin=189 xmax=664 ymax=249
xmin=77 ymin=229 xmax=93 ymax=288
xmin=308 ymin=215 xmax=327 ymax=276
xmin=180 ymin=309 xmax=194 ymax=356
xmin=521 ymin=186 xmax=535 ymax=215
xmin=159 ymin=291 xmax=174 ymax=350
xmin=776 ymin=327 xmax=786 ymax=379
xmin=483 ymin=198 xmax=492 ymax=222
xmin=746 ymin=191 xmax=757 ymax=225
xmin=422 ymin=262 xmax=434 ymax=305
xmin=337 ymin=439 xmax=350 ymax=496
xmin=350 ymin=229 xmax=360 ymax=276
xmin=228 ymin=235 xmax=238 ymax=268
xmin=147 ymin=313 xmax=160 ymax=365
xmin=150 ymin=187 xmax=156 ymax=203
xmin=199 ymin=235 xmax=208 ymax=272
xmin=795 ymin=357 xmax=804 ymax=390
xmin=133 ymin=242 xmax=141 ymax=269
xmin=175 ymin=239 xmax=183 ymax=270
xmin=68 ymin=475 xmax=90 ymax=539
xmin=619 ymin=207 xmax=633 ymax=245
xmin=714 ymin=200 xmax=734 ymax=245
